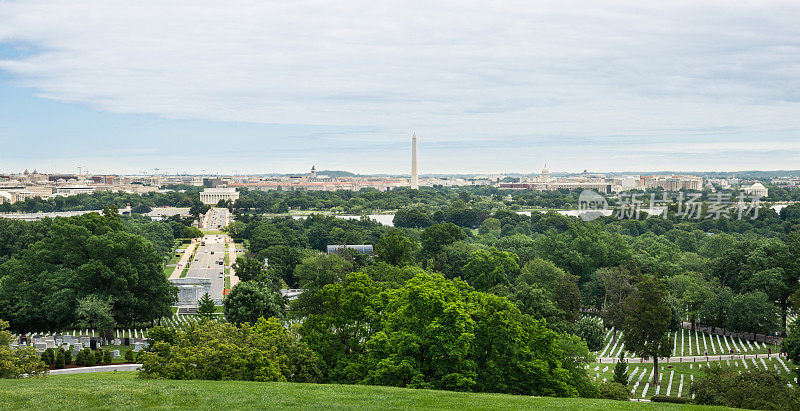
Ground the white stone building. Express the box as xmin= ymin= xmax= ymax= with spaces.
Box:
xmin=200 ymin=187 xmax=240 ymax=205
xmin=743 ymin=182 xmax=768 ymax=197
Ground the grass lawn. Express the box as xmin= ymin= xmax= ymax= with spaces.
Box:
xmin=202 ymin=229 xmax=224 ymax=235
xmin=0 ymin=372 xmax=728 ymax=410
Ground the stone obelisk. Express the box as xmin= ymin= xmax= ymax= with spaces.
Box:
xmin=411 ymin=132 xmax=419 ymax=189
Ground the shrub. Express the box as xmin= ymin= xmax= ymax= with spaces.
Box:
xmin=55 ymin=349 xmax=65 ymax=369
xmin=40 ymin=348 xmax=57 ymax=366
xmin=124 ymin=349 xmax=134 ymax=362
xmin=102 ymin=350 xmax=112 ymax=364
xmin=691 ymin=365 xmax=800 ymax=410
xmin=90 ymin=350 xmax=100 ymax=366
xmin=78 ymin=348 xmax=96 ymax=367
xmin=140 ymin=318 xmax=321 ymax=382
xmin=651 ymin=395 xmax=692 ymax=404
xmin=597 ymin=382 xmax=630 ymax=401
xmin=63 ymin=348 xmax=72 ymax=366
xmin=74 ymin=349 xmax=87 ymax=366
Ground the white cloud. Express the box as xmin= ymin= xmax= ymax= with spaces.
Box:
xmin=1 ymin=0 xmax=800 ymax=172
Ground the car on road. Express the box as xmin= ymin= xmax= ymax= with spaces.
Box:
xmin=219 ymin=273 xmax=223 ymax=278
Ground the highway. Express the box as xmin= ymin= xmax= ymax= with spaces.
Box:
xmin=185 ymin=234 xmax=227 ymax=303
xmin=203 ymin=207 xmax=231 ymax=229
xmin=185 ymin=208 xmax=232 ymax=303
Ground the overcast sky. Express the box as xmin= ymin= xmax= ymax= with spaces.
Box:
xmin=1 ymin=0 xmax=799 ymax=175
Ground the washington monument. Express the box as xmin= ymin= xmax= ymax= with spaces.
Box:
xmin=411 ymin=132 xmax=418 ymax=189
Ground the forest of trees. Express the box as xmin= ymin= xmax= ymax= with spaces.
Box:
xmin=0 ymin=208 xmax=183 ymax=333
xmin=4 ymin=186 xmax=800 ymax=404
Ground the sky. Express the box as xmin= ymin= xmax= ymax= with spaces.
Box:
xmin=1 ymin=0 xmax=799 ymax=175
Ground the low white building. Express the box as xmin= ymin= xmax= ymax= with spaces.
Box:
xmin=200 ymin=187 xmax=240 ymax=205
xmin=170 ymin=277 xmax=214 ymax=306
xmin=56 ymin=185 xmax=95 ymax=196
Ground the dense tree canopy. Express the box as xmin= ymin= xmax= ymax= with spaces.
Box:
xmin=0 ymin=212 xmax=177 ymax=332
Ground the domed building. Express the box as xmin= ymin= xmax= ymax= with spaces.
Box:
xmin=743 ymin=182 xmax=768 ymax=197
xmin=539 ymin=164 xmax=551 ymax=182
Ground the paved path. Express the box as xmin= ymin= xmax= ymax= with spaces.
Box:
xmin=48 ymin=364 xmax=142 ymax=375
xmin=598 ymin=353 xmax=785 ymax=364
xmin=169 ymin=240 xmax=197 ymax=280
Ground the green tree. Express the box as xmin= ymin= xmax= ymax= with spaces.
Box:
xmin=258 ymin=245 xmax=317 ymax=288
xmin=478 ymin=218 xmax=501 ymax=235
xmin=573 ymin=317 xmax=604 ymax=351
xmin=224 ymin=221 xmax=247 ymax=238
xmin=517 ymin=258 xmax=581 ymax=323
xmin=364 ymin=273 xmax=477 ymax=391
xmin=197 ymin=292 xmax=216 ymax=320
xmin=463 ymin=247 xmax=520 ymax=291
xmin=599 ymin=266 xmax=633 ymax=343
xmin=299 ymin=272 xmax=381 ymax=382
xmin=667 ymin=272 xmax=711 ymax=331
xmin=375 ymin=229 xmax=418 ymax=267
xmin=613 ymin=351 xmax=628 ymax=385
xmin=223 ymin=281 xmax=285 ymax=325
xmin=725 ymin=291 xmax=779 ymax=338
xmin=231 ymin=256 xmax=267 ymax=283
xmin=700 ymin=286 xmax=734 ymax=332
xmin=621 ymin=277 xmax=672 ymax=386
xmin=75 ymin=295 xmax=116 ymax=343
xmin=392 ymin=206 xmax=434 ymax=228
xmin=292 ymin=255 xmax=353 ymax=316
xmin=420 ymin=223 xmax=466 ymax=260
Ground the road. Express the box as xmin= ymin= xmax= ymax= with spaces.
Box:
xmin=185 ymin=234 xmax=227 ymax=303
xmin=203 ymin=207 xmax=230 ymax=229
xmin=183 ymin=208 xmax=233 ymax=303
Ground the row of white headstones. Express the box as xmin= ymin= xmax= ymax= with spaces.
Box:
xmin=11 ymin=314 xmax=205 ymax=342
xmin=590 ymin=356 xmax=795 ymax=398
xmin=598 ymin=327 xmax=771 ymax=358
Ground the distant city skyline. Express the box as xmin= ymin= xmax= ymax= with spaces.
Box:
xmin=1 ymin=1 xmax=799 ymax=174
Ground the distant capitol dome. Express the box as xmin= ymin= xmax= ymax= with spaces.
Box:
xmin=541 ymin=164 xmax=550 ymax=175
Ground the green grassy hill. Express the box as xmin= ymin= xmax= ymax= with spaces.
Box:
xmin=0 ymin=372 xmax=730 ymax=410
